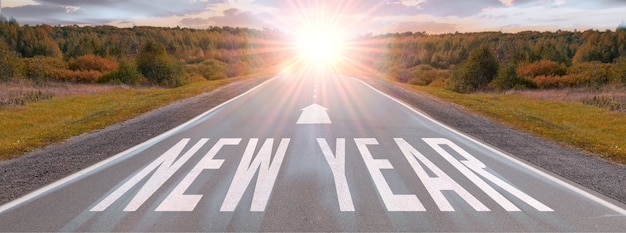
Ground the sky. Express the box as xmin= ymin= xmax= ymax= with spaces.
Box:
xmin=1 ymin=0 xmax=626 ymax=36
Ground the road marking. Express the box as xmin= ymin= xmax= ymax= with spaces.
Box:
xmin=156 ymin=138 xmax=241 ymax=211
xmin=318 ymin=138 xmax=354 ymax=211
xmin=91 ymin=138 xmax=209 ymax=212
xmin=424 ymin=138 xmax=552 ymax=211
xmin=0 ymin=77 xmax=276 ymax=215
xmin=297 ymin=103 xmax=331 ymax=124
xmin=355 ymin=138 xmax=426 ymax=211
xmin=221 ymin=138 xmax=290 ymax=212
xmin=395 ymin=138 xmax=489 ymax=211
xmin=352 ymin=76 xmax=626 ymax=216
xmin=85 ymin=136 xmax=552 ymax=213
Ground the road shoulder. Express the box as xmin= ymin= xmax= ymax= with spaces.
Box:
xmin=0 ymin=76 xmax=272 ymax=205
xmin=356 ymin=75 xmax=626 ymax=205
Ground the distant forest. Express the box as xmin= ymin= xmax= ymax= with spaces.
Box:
xmin=0 ymin=16 xmax=288 ymax=87
xmin=352 ymin=28 xmax=626 ymax=92
xmin=2 ymin=15 xmax=626 ymax=92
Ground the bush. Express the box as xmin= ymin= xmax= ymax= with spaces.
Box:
xmin=136 ymin=40 xmax=186 ymax=87
xmin=568 ymin=62 xmax=611 ymax=87
xmin=68 ymin=55 xmax=117 ymax=73
xmin=610 ymin=57 xmax=626 ymax=84
xmin=517 ymin=60 xmax=567 ymax=78
xmin=22 ymin=56 xmax=67 ymax=82
xmin=533 ymin=62 xmax=612 ymax=88
xmin=56 ymin=69 xmax=103 ymax=83
xmin=407 ymin=65 xmax=449 ymax=86
xmin=186 ymin=59 xmax=228 ymax=80
xmin=100 ymin=60 xmax=145 ymax=85
xmin=532 ymin=75 xmax=571 ymax=88
xmin=448 ymin=46 xmax=499 ymax=93
xmin=492 ymin=62 xmax=536 ymax=90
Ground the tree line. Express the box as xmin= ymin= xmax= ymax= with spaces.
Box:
xmin=351 ymin=28 xmax=626 ymax=92
xmin=0 ymin=16 xmax=288 ymax=87
xmin=3 ymin=13 xmax=626 ymax=92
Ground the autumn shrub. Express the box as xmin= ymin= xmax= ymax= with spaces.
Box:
xmin=22 ymin=56 xmax=66 ymax=82
xmin=610 ymin=56 xmax=626 ymax=84
xmin=100 ymin=60 xmax=145 ymax=85
xmin=386 ymin=65 xmax=406 ymax=83
xmin=186 ymin=59 xmax=228 ymax=80
xmin=226 ymin=60 xmax=250 ymax=77
xmin=53 ymin=70 xmax=103 ymax=83
xmin=517 ymin=60 xmax=567 ymax=78
xmin=136 ymin=40 xmax=186 ymax=87
xmin=68 ymin=55 xmax=117 ymax=73
xmin=533 ymin=75 xmax=571 ymax=88
xmin=568 ymin=62 xmax=611 ymax=87
xmin=407 ymin=65 xmax=449 ymax=86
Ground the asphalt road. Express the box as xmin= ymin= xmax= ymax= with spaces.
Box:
xmin=1 ymin=67 xmax=626 ymax=232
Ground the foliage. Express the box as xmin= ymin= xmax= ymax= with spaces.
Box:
xmin=492 ymin=62 xmax=537 ymax=90
xmin=0 ymin=40 xmax=21 ymax=81
xmin=610 ymin=56 xmax=626 ymax=84
xmin=532 ymin=62 xmax=612 ymax=88
xmin=186 ymin=59 xmax=228 ymax=80
xmin=136 ymin=40 xmax=186 ymax=87
xmin=517 ymin=60 xmax=567 ymax=78
xmin=448 ymin=46 xmax=499 ymax=93
xmin=406 ymin=65 xmax=449 ymax=86
xmin=21 ymin=56 xmax=66 ymax=82
xmin=1 ymin=20 xmax=288 ymax=85
xmin=100 ymin=59 xmax=145 ymax=85
xmin=68 ymin=55 xmax=117 ymax=73
xmin=567 ymin=62 xmax=612 ymax=86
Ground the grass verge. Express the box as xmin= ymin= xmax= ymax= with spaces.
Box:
xmin=398 ymin=83 xmax=626 ymax=165
xmin=0 ymin=75 xmax=262 ymax=161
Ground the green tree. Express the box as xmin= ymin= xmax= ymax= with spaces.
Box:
xmin=448 ymin=46 xmax=499 ymax=93
xmin=100 ymin=59 xmax=144 ymax=85
xmin=136 ymin=40 xmax=186 ymax=87
xmin=491 ymin=62 xmax=536 ymax=90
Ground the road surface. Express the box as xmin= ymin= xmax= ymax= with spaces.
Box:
xmin=1 ymin=67 xmax=626 ymax=231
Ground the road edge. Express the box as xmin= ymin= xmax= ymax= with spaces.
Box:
xmin=0 ymin=76 xmax=274 ymax=209
xmin=353 ymin=75 xmax=626 ymax=206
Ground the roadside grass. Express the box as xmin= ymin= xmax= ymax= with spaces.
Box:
xmin=0 ymin=73 xmax=267 ymax=161
xmin=399 ymin=83 xmax=626 ymax=165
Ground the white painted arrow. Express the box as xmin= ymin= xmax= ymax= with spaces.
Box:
xmin=297 ymin=103 xmax=331 ymax=124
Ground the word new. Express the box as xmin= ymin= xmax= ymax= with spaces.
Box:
xmin=90 ymin=138 xmax=552 ymax=212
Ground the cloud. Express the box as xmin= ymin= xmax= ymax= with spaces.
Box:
xmin=180 ymin=8 xmax=273 ymax=29
xmin=389 ymin=21 xmax=459 ymax=34
xmin=252 ymin=0 xmax=420 ymax=18
xmin=2 ymin=0 xmax=225 ymax=25
xmin=416 ymin=0 xmax=506 ymax=17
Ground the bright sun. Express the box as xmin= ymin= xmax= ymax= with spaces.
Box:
xmin=295 ymin=27 xmax=346 ymax=66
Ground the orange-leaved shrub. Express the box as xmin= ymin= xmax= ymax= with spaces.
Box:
xmin=517 ymin=60 xmax=567 ymax=78
xmin=68 ymin=55 xmax=117 ymax=73
xmin=22 ymin=56 xmax=66 ymax=82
